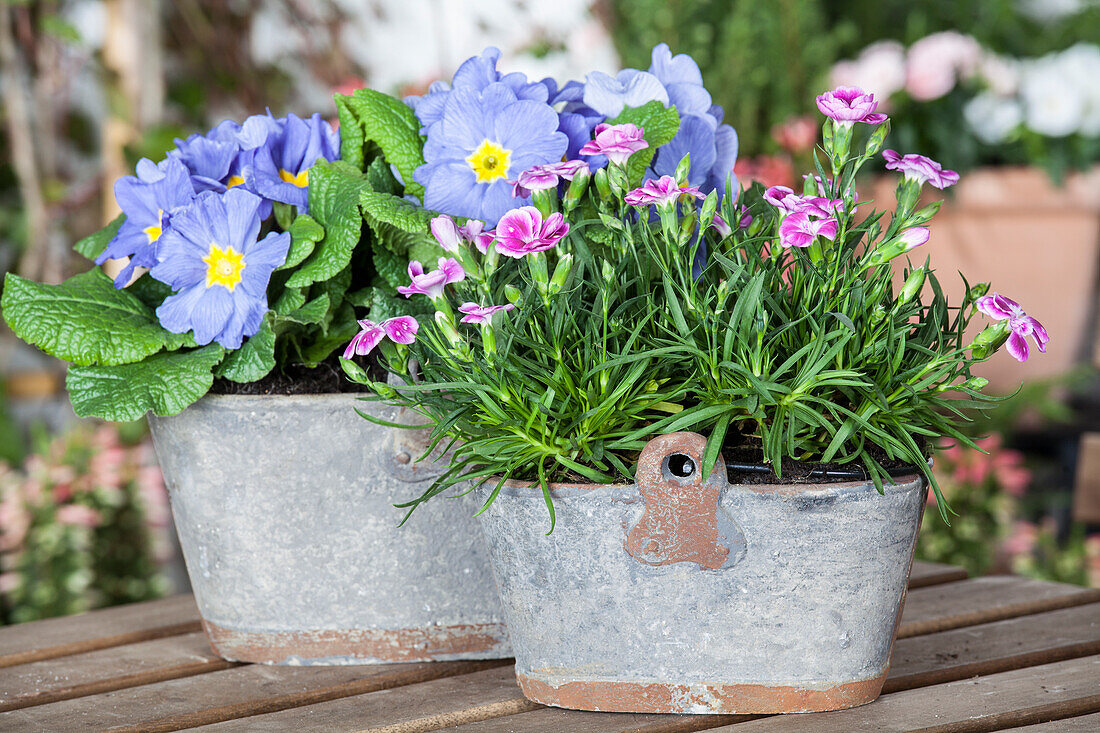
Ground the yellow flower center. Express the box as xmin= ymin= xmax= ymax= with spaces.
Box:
xmin=226 ymin=175 xmax=246 ymax=189
xmin=143 ymin=209 xmax=164 ymax=243
xmin=278 ymin=168 xmax=310 ymax=187
xmin=203 ymin=243 xmax=246 ymax=291
xmin=466 ymin=139 xmax=512 ymax=183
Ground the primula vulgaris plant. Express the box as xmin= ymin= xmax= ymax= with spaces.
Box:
xmin=1 ymin=91 xmax=459 ymax=420
xmin=345 ymin=74 xmax=1048 ymax=527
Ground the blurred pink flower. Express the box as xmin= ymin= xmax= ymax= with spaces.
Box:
xmin=1002 ymin=520 xmax=1038 ymax=557
xmin=906 ymin=32 xmax=982 ymax=101
xmin=771 ymin=116 xmax=818 ymax=153
xmin=56 ymin=504 xmax=103 ymax=528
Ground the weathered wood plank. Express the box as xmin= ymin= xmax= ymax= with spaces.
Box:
xmin=0 ymin=632 xmax=231 ymax=713
xmin=439 ymin=708 xmax=752 ymax=732
xmin=0 ymin=661 xmax=507 ymax=733
xmin=0 ymin=595 xmax=201 ymax=668
xmin=702 ymin=655 xmax=1100 ymax=732
xmin=886 ymin=602 xmax=1100 ymax=692
xmin=898 ymin=576 xmax=1100 ymax=638
xmin=1003 ymin=712 xmax=1100 ymax=731
xmin=907 ymin=562 xmax=968 ymax=589
xmin=189 ymin=666 xmax=529 ymax=732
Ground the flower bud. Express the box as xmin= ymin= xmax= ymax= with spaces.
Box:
xmin=606 ymin=164 xmax=629 ymax=196
xmin=967 ymin=282 xmax=990 ymax=302
xmin=504 ymin=284 xmax=522 ymax=305
xmin=960 ymin=376 xmax=989 ymax=392
xmin=905 ymin=200 xmax=941 ymax=227
xmin=548 ymin=253 xmax=573 ymax=295
xmin=699 ymin=192 xmax=718 ymax=234
xmin=594 ymin=168 xmax=612 ymax=200
xmin=531 ymin=188 xmax=556 ymax=218
xmin=894 ymin=177 xmax=922 ymax=219
xmin=898 ymin=267 xmax=926 ymax=305
xmin=866 ymin=119 xmax=891 ymax=156
xmin=679 ymin=212 xmax=698 ymax=245
xmin=562 ymin=168 xmax=590 ymax=213
xmin=600 ymin=260 xmax=615 ymax=283
xmin=674 ymin=153 xmax=692 ymax=184
xmin=969 ymin=320 xmax=1010 ymax=359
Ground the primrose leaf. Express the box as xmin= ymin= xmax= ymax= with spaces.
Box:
xmin=285 ymin=161 xmax=369 ymax=288
xmin=280 ymin=214 xmax=325 ymax=271
xmin=66 ymin=344 xmax=225 ymax=421
xmin=607 ymin=101 xmax=681 ymax=183
xmin=214 ymin=318 xmax=276 ymax=383
xmin=74 ymin=214 xmax=125 ymax=260
xmin=280 ymin=293 xmax=330 ymax=325
xmin=1 ymin=270 xmax=173 ymax=366
xmin=360 ymin=190 xmax=437 ymax=233
xmin=272 ymin=286 xmax=307 ymax=315
xmin=335 ymin=89 xmax=426 ymax=199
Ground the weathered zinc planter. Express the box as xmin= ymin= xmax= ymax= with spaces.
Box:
xmin=478 ymin=432 xmax=926 ymax=714
xmin=148 ymin=393 xmax=510 ymax=665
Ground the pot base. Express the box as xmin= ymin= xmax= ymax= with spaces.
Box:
xmin=516 ymin=669 xmax=888 ymax=714
xmin=202 ymin=620 xmax=511 ymax=665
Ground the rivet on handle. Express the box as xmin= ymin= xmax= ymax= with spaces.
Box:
xmin=625 ymin=432 xmax=744 ymax=570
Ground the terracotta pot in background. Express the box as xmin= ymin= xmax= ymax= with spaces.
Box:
xmin=478 ymin=432 xmax=926 ymax=714
xmin=872 ymin=166 xmax=1100 ymax=394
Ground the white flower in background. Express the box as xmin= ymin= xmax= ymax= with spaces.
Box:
xmin=1053 ymin=43 xmax=1100 ymax=136
xmin=830 ymin=41 xmax=907 ymax=103
xmin=978 ymin=53 xmax=1020 ymax=96
xmin=906 ymin=31 xmax=983 ymax=101
xmin=964 ymin=92 xmax=1024 ymax=144
xmin=1018 ymin=56 xmax=1086 ymax=137
xmin=1019 ymin=0 xmax=1088 ymax=20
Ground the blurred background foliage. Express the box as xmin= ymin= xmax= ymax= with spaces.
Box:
xmin=0 ymin=0 xmax=1096 ymax=621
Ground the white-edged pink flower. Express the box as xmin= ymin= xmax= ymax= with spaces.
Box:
xmin=711 ymin=206 xmax=752 ymax=237
xmin=492 ymin=206 xmax=569 ymax=258
xmin=458 ymin=302 xmax=515 ymax=325
xmin=342 ymin=316 xmax=420 ymax=359
xmin=898 ymin=227 xmax=930 ymax=250
xmin=624 ymin=175 xmax=704 ymax=208
xmin=765 ymin=186 xmax=843 ymax=219
xmin=397 ymin=257 xmax=466 ymax=299
xmin=764 ymin=185 xmax=802 ymax=214
xmin=579 ymin=123 xmax=649 ymax=165
xmin=778 ymin=211 xmax=838 ymax=248
xmin=976 ymin=293 xmax=1049 ymax=363
xmin=512 ymin=160 xmax=589 ymax=198
xmin=382 ymin=316 xmax=419 ymax=345
xmin=815 ymin=86 xmax=888 ymax=127
xmin=883 ymin=150 xmax=959 ymax=189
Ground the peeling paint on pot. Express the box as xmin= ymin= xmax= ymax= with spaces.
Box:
xmin=477 ymin=432 xmax=926 ymax=714
xmin=148 ymin=393 xmax=510 ymax=665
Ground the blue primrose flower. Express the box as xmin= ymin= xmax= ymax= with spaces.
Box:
xmin=246 ymin=113 xmax=340 ymax=212
xmin=414 ymin=83 xmax=568 ymax=225
xmin=96 ymin=156 xmax=196 ymax=287
xmin=169 ymin=120 xmax=243 ymax=193
xmin=150 ymin=188 xmax=290 ymax=350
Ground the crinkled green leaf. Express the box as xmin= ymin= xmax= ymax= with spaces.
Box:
xmin=280 ymin=214 xmax=324 ymax=271
xmin=66 ymin=344 xmax=225 ymax=421
xmin=214 ymin=318 xmax=276 ymax=383
xmin=335 ymin=89 xmax=426 ymax=199
xmin=345 ymin=287 xmax=375 ymax=308
xmin=300 ymin=302 xmax=359 ymax=366
xmin=74 ymin=214 xmax=125 ymax=260
xmin=280 ymin=293 xmax=329 ymax=325
xmin=360 ymin=190 xmax=437 ymax=233
xmin=365 ymin=155 xmax=401 ymax=195
xmin=285 ymin=161 xmax=369 ymax=288
xmin=373 ymin=247 xmax=410 ymax=289
xmin=2 ymin=270 xmax=173 ymax=366
xmin=127 ymin=273 xmax=173 ymax=310
xmin=407 ymin=239 xmax=445 ymax=267
xmin=607 ymin=102 xmax=681 ymax=183
xmin=273 ymin=286 xmax=307 ymax=315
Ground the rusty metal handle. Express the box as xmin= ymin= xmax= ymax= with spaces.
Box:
xmin=625 ymin=432 xmax=744 ymax=570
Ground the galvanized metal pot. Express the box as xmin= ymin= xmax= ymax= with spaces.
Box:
xmin=148 ymin=393 xmax=510 ymax=665
xmin=477 ymin=431 xmax=926 ymax=714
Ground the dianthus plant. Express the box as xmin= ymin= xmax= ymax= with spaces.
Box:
xmin=346 ymin=87 xmax=1045 ymax=526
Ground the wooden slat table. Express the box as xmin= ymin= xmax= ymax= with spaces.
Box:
xmin=2 ymin=561 xmax=1098 ymax=732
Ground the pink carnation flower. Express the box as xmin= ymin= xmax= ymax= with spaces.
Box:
xmin=397 ymin=257 xmax=466 ymax=299
xmin=898 ymin=227 xmax=930 ymax=250
xmin=882 ymin=150 xmax=959 ymax=190
xmin=458 ymin=302 xmax=515 ymax=325
xmin=976 ymin=293 xmax=1049 ymax=363
xmin=512 ymin=160 xmax=589 ymax=198
xmin=342 ymin=316 xmax=419 ymax=359
xmin=492 ymin=206 xmax=570 ymax=258
xmin=56 ymin=504 xmax=102 ymax=528
xmin=778 ymin=211 xmax=839 ymax=248
xmin=579 ymin=123 xmax=649 ymax=165
xmin=815 ymin=86 xmax=888 ymax=126
xmin=624 ymin=175 xmax=704 ymax=208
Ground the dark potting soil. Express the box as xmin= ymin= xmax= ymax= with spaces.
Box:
xmin=209 ymin=352 xmax=385 ymax=396
xmin=721 ymin=439 xmax=926 ymax=484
